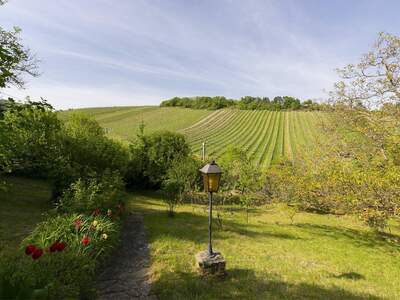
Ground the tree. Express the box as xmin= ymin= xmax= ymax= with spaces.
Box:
xmin=326 ymin=32 xmax=400 ymax=230
xmin=220 ymin=146 xmax=263 ymax=223
xmin=161 ymin=155 xmax=202 ymax=215
xmin=0 ymin=26 xmax=39 ymax=90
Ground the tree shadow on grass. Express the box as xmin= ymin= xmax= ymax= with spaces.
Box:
xmin=286 ymin=223 xmax=400 ymax=251
xmin=151 ymin=268 xmax=380 ymax=300
xmin=331 ymin=272 xmax=365 ymax=280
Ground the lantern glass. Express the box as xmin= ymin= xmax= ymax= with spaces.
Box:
xmin=203 ymin=173 xmax=221 ymax=193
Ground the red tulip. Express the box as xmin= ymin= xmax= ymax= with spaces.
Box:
xmin=56 ymin=242 xmax=66 ymax=251
xmin=73 ymin=219 xmax=82 ymax=230
xmin=49 ymin=242 xmax=58 ymax=252
xmin=32 ymin=248 xmax=43 ymax=260
xmin=25 ymin=244 xmax=36 ymax=255
xmin=81 ymin=235 xmax=90 ymax=246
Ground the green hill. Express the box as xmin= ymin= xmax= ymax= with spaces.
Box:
xmin=183 ymin=110 xmax=323 ymax=167
xmin=60 ymin=107 xmax=324 ymax=167
xmin=59 ymin=106 xmax=213 ymax=141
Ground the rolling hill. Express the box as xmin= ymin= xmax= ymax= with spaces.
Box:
xmin=60 ymin=107 xmax=324 ymax=167
xmin=59 ymin=106 xmax=213 ymax=141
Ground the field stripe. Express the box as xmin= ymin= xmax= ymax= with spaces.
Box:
xmin=253 ymin=111 xmax=279 ymax=167
xmin=213 ymin=110 xmax=265 ymax=156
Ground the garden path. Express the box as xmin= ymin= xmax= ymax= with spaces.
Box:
xmin=96 ymin=213 xmax=157 ymax=300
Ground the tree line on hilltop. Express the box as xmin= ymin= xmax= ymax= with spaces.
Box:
xmin=160 ymin=95 xmax=326 ymax=111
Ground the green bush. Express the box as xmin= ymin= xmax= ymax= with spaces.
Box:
xmin=127 ymin=130 xmax=190 ymax=188
xmin=52 ymin=113 xmax=129 ymax=197
xmin=62 ymin=113 xmax=129 ymax=178
xmin=57 ymin=170 xmax=125 ymax=215
xmin=0 ymin=100 xmax=66 ymax=179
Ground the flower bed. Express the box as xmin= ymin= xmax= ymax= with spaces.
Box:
xmin=0 ymin=209 xmax=123 ymax=299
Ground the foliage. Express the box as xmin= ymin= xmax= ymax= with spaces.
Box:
xmin=0 ymin=26 xmax=38 ymax=89
xmin=22 ymin=213 xmax=119 ymax=257
xmin=0 ymin=213 xmax=119 ymax=299
xmin=0 ymin=97 xmax=15 ymax=118
xmin=161 ymin=179 xmax=181 ymax=217
xmin=219 ymin=146 xmax=263 ymax=222
xmin=0 ymin=103 xmax=130 ymax=197
xmin=160 ymin=96 xmax=326 ymax=111
xmin=127 ymin=130 xmax=191 ymax=188
xmin=57 ymin=170 xmax=125 ymax=215
xmin=62 ymin=113 xmax=129 ymax=178
xmin=324 ymin=32 xmax=400 ymax=229
xmin=0 ymin=99 xmax=66 ymax=178
xmin=160 ymin=96 xmax=235 ymax=110
xmin=161 ymin=156 xmax=203 ymax=216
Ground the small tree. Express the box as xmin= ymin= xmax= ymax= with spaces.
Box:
xmin=162 ymin=179 xmax=182 ymax=217
xmin=220 ymin=146 xmax=262 ymax=223
xmin=161 ymin=156 xmax=202 ymax=217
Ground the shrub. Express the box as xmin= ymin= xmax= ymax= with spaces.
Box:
xmin=62 ymin=114 xmax=129 ymax=178
xmin=0 ymin=99 xmax=66 ymax=179
xmin=161 ymin=179 xmax=182 ymax=217
xmin=57 ymin=170 xmax=125 ymax=215
xmin=127 ymin=130 xmax=190 ymax=188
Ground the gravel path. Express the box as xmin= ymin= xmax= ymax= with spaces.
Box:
xmin=96 ymin=213 xmax=157 ymax=300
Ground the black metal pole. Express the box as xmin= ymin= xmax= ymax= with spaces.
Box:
xmin=208 ymin=191 xmax=213 ymax=256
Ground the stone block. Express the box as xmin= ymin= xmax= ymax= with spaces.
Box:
xmin=195 ymin=251 xmax=226 ymax=276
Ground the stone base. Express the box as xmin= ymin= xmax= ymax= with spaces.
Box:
xmin=195 ymin=251 xmax=226 ymax=276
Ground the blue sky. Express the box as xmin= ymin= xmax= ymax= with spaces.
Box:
xmin=1 ymin=0 xmax=400 ymax=109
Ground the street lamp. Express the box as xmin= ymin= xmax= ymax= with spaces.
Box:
xmin=199 ymin=160 xmax=222 ymax=256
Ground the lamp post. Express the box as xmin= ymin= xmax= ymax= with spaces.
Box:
xmin=196 ymin=160 xmax=226 ymax=276
xmin=199 ymin=160 xmax=222 ymax=256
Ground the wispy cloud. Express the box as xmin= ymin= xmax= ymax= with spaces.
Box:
xmin=1 ymin=0 xmax=400 ymax=109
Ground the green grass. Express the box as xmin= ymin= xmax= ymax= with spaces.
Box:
xmin=128 ymin=192 xmax=400 ymax=300
xmin=0 ymin=177 xmax=52 ymax=255
xmin=59 ymin=106 xmax=213 ymax=142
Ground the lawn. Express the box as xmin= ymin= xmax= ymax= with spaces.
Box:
xmin=0 ymin=177 xmax=52 ymax=255
xmin=128 ymin=192 xmax=400 ymax=300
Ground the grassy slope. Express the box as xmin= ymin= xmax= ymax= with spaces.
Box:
xmin=59 ymin=106 xmax=326 ymax=166
xmin=59 ymin=106 xmax=213 ymax=142
xmin=0 ymin=177 xmax=52 ymax=255
xmin=128 ymin=192 xmax=400 ymax=300
xmin=185 ymin=110 xmax=324 ymax=167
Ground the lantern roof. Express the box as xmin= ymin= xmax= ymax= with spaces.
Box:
xmin=199 ymin=160 xmax=222 ymax=174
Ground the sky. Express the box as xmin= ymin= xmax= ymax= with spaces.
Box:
xmin=1 ymin=0 xmax=400 ymax=109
